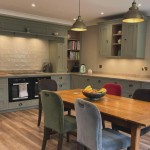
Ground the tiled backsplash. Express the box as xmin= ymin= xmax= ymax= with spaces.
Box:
xmin=0 ymin=35 xmax=50 ymax=71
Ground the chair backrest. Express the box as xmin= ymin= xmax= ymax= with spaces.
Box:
xmin=38 ymin=79 xmax=57 ymax=92
xmin=41 ymin=90 xmax=64 ymax=133
xmin=103 ymin=83 xmax=122 ymax=96
xmin=75 ymin=98 xmax=103 ymax=150
xmin=133 ymin=89 xmax=150 ymax=102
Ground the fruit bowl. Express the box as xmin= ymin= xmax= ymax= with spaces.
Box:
xmin=82 ymin=90 xmax=106 ymax=100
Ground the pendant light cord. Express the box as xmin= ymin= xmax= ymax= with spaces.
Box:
xmin=79 ymin=0 xmax=80 ymax=16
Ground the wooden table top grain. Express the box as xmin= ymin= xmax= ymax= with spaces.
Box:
xmin=55 ymin=89 xmax=150 ymax=150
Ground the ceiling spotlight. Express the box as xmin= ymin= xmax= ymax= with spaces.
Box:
xmin=31 ymin=3 xmax=36 ymax=7
xmin=101 ymin=12 xmax=104 ymax=15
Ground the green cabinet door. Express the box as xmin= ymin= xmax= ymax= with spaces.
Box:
xmin=121 ymin=21 xmax=147 ymax=58
xmin=49 ymin=41 xmax=67 ymax=73
xmin=99 ymin=23 xmax=112 ymax=57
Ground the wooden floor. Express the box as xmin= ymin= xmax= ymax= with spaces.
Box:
xmin=0 ymin=109 xmax=150 ymax=150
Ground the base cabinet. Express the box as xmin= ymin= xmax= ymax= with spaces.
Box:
xmin=0 ymin=79 xmax=8 ymax=111
xmin=71 ymin=75 xmax=143 ymax=98
xmin=51 ymin=74 xmax=70 ymax=90
xmin=8 ymin=99 xmax=38 ymax=110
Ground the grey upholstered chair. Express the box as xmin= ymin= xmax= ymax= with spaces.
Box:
xmin=112 ymin=88 xmax=150 ymax=136
xmin=75 ymin=98 xmax=130 ymax=150
xmin=37 ymin=79 xmax=71 ymax=126
xmin=41 ymin=90 xmax=77 ymax=150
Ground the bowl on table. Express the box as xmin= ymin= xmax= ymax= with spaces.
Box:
xmin=82 ymin=90 xmax=106 ymax=101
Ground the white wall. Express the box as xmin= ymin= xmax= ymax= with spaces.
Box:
xmin=81 ymin=20 xmax=150 ymax=76
xmin=0 ymin=35 xmax=50 ymax=71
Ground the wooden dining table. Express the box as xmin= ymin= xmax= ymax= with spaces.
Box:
xmin=55 ymin=89 xmax=150 ymax=150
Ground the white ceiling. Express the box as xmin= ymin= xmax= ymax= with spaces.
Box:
xmin=0 ymin=0 xmax=149 ymax=26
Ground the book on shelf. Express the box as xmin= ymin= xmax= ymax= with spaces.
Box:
xmin=68 ymin=40 xmax=80 ymax=50
xmin=68 ymin=51 xmax=79 ymax=60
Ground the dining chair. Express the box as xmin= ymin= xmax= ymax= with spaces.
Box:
xmin=102 ymin=83 xmax=122 ymax=128
xmin=75 ymin=98 xmax=130 ymax=150
xmin=37 ymin=79 xmax=71 ymax=126
xmin=103 ymin=83 xmax=122 ymax=96
xmin=41 ymin=90 xmax=77 ymax=150
xmin=112 ymin=88 xmax=150 ymax=136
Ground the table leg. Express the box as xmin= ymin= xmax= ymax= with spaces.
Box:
xmin=130 ymin=124 xmax=141 ymax=150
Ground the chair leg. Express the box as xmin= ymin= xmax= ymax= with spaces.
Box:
xmin=68 ymin=109 xmax=71 ymax=116
xmin=66 ymin=132 xmax=70 ymax=142
xmin=77 ymin=143 xmax=87 ymax=150
xmin=57 ymin=133 xmax=63 ymax=150
xmin=42 ymin=127 xmax=50 ymax=150
xmin=37 ymin=97 xmax=42 ymax=126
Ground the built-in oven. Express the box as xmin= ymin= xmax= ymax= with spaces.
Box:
xmin=8 ymin=77 xmax=32 ymax=102
xmin=8 ymin=76 xmax=51 ymax=102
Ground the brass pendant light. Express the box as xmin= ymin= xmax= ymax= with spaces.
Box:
xmin=123 ymin=0 xmax=144 ymax=23
xmin=71 ymin=0 xmax=87 ymax=31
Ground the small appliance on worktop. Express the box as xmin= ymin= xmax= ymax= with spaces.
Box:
xmin=80 ymin=64 xmax=86 ymax=73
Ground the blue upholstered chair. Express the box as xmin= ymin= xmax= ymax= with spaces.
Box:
xmin=41 ymin=90 xmax=77 ymax=150
xmin=112 ymin=88 xmax=150 ymax=136
xmin=75 ymin=98 xmax=130 ymax=150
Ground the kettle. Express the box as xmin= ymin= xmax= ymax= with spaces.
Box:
xmin=80 ymin=64 xmax=86 ymax=73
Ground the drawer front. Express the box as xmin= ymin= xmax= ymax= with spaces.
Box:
xmin=141 ymin=82 xmax=150 ymax=89
xmin=8 ymin=99 xmax=38 ymax=109
xmin=51 ymin=75 xmax=70 ymax=90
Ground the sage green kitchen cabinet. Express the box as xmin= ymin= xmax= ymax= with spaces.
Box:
xmin=8 ymin=99 xmax=38 ymax=110
xmin=71 ymin=75 xmax=101 ymax=89
xmin=51 ymin=74 xmax=70 ymax=90
xmin=121 ymin=21 xmax=147 ymax=58
xmin=99 ymin=18 xmax=147 ymax=58
xmin=99 ymin=23 xmax=112 ymax=57
xmin=49 ymin=42 xmax=67 ymax=73
xmin=0 ymin=79 xmax=8 ymax=111
xmin=141 ymin=82 xmax=150 ymax=89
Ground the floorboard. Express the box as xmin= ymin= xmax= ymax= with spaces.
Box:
xmin=0 ymin=109 xmax=149 ymax=150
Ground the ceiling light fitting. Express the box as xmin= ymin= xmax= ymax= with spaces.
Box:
xmin=122 ymin=0 xmax=144 ymax=23
xmin=71 ymin=0 xmax=87 ymax=32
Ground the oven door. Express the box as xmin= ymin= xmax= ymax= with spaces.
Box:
xmin=8 ymin=78 xmax=31 ymax=102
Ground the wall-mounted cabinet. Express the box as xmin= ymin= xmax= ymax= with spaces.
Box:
xmin=0 ymin=15 xmax=68 ymax=41
xmin=99 ymin=23 xmax=112 ymax=56
xmin=67 ymin=31 xmax=80 ymax=72
xmin=99 ymin=19 xmax=147 ymax=58
xmin=111 ymin=23 xmax=122 ymax=56
xmin=121 ymin=22 xmax=147 ymax=58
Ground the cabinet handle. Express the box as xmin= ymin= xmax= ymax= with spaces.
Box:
xmin=87 ymin=79 xmax=90 ymax=81
xmin=129 ymin=84 xmax=133 ymax=87
xmin=98 ymin=80 xmax=101 ymax=83
xmin=59 ymin=76 xmax=62 ymax=79
xmin=106 ymin=40 xmax=108 ymax=43
xmin=19 ymin=103 xmax=23 ymax=106
xmin=59 ymin=84 xmax=62 ymax=87
xmin=129 ymin=94 xmax=132 ymax=98
xmin=124 ymin=38 xmax=127 ymax=41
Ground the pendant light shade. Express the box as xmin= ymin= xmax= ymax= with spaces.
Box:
xmin=71 ymin=0 xmax=87 ymax=31
xmin=123 ymin=0 xmax=144 ymax=23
